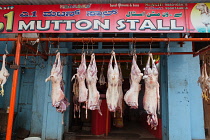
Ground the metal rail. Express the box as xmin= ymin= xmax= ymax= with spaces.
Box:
xmin=0 ymin=37 xmax=210 ymax=42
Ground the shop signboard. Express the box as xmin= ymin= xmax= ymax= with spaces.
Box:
xmin=0 ymin=3 xmax=209 ymax=33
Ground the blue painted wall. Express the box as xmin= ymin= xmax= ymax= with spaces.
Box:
xmin=30 ymin=59 xmax=48 ymax=136
xmin=166 ymin=33 xmax=205 ymax=140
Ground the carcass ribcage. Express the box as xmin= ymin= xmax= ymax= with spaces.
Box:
xmin=0 ymin=54 xmax=9 ymax=96
xmin=86 ymin=53 xmax=102 ymax=115
xmin=124 ymin=54 xmax=143 ymax=109
xmin=45 ymin=52 xmax=70 ymax=113
xmin=106 ymin=51 xmax=119 ymax=112
xmin=143 ymin=53 xmax=160 ymax=130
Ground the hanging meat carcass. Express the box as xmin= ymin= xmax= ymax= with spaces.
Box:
xmin=0 ymin=54 xmax=9 ymax=96
xmin=116 ymin=62 xmax=124 ymax=117
xmin=72 ymin=76 xmax=80 ymax=118
xmin=198 ymin=62 xmax=210 ymax=101
xmin=86 ymin=53 xmax=102 ymax=115
xmin=45 ymin=52 xmax=70 ymax=113
xmin=124 ymin=54 xmax=143 ymax=109
xmin=203 ymin=63 xmax=210 ymax=100
xmin=143 ymin=53 xmax=160 ymax=130
xmin=99 ymin=63 xmax=106 ymax=86
xmin=106 ymin=51 xmax=120 ymax=112
xmin=71 ymin=53 xmax=88 ymax=117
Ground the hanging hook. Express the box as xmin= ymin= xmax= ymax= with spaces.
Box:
xmin=85 ymin=38 xmax=90 ymax=54
xmin=140 ymin=55 xmax=143 ymax=65
xmin=36 ymin=39 xmax=40 ymax=55
xmin=48 ymin=38 xmax=52 ymax=55
xmin=102 ymin=55 xmax=105 ymax=67
xmin=5 ymin=39 xmax=9 ymax=55
xmin=133 ymin=37 xmax=137 ymax=55
xmin=112 ymin=37 xmax=115 ymax=52
xmin=82 ymin=37 xmax=85 ymax=53
xmin=91 ymin=37 xmax=95 ymax=54
xmin=167 ymin=38 xmax=170 ymax=55
xmin=149 ymin=37 xmax=153 ymax=53
xmin=55 ymin=37 xmax=60 ymax=53
xmin=24 ymin=47 xmax=29 ymax=66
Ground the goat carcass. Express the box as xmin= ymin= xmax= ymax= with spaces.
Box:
xmin=0 ymin=54 xmax=9 ymax=96
xmin=124 ymin=54 xmax=143 ymax=109
xmin=106 ymin=51 xmax=120 ymax=112
xmin=86 ymin=53 xmax=102 ymax=115
xmin=198 ymin=62 xmax=210 ymax=101
xmin=71 ymin=53 xmax=88 ymax=118
xmin=45 ymin=52 xmax=70 ymax=113
xmin=143 ymin=53 xmax=160 ymax=130
xmin=116 ymin=62 xmax=124 ymax=117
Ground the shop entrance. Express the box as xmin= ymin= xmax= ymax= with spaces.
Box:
xmin=67 ymin=33 xmax=163 ymax=140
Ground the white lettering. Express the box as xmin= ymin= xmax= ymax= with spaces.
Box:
xmin=76 ymin=20 xmax=92 ymax=30
xmin=126 ymin=20 xmax=139 ymax=30
xmin=157 ymin=20 xmax=170 ymax=30
xmin=139 ymin=19 xmax=156 ymax=30
xmin=51 ymin=20 xmax=63 ymax=31
xmin=93 ymin=19 xmax=110 ymax=30
xmin=18 ymin=20 xmax=35 ymax=31
xmin=170 ymin=19 xmax=184 ymax=30
xmin=37 ymin=20 xmax=51 ymax=31
xmin=63 ymin=20 xmax=76 ymax=30
xmin=116 ymin=19 xmax=126 ymax=30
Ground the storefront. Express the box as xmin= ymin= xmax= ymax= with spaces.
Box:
xmin=0 ymin=2 xmax=208 ymax=140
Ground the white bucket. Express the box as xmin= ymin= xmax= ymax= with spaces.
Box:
xmin=24 ymin=137 xmax=41 ymax=140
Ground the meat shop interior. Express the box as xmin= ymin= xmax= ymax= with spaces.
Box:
xmin=0 ymin=32 xmax=207 ymax=140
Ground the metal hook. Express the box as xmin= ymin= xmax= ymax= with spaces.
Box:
xmin=48 ymin=38 xmax=52 ymax=55
xmin=91 ymin=37 xmax=95 ymax=54
xmin=167 ymin=38 xmax=170 ymax=55
xmin=140 ymin=55 xmax=143 ymax=65
xmin=36 ymin=39 xmax=40 ymax=55
xmin=24 ymin=48 xmax=28 ymax=65
xmin=133 ymin=37 xmax=137 ymax=54
xmin=5 ymin=40 xmax=9 ymax=55
xmin=102 ymin=55 xmax=105 ymax=67
xmin=85 ymin=38 xmax=90 ymax=54
xmin=55 ymin=37 xmax=60 ymax=53
xmin=82 ymin=37 xmax=85 ymax=53
xmin=112 ymin=37 xmax=115 ymax=52
xmin=149 ymin=37 xmax=152 ymax=53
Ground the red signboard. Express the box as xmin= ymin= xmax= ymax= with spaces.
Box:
xmin=0 ymin=3 xmax=209 ymax=33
